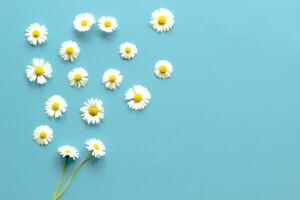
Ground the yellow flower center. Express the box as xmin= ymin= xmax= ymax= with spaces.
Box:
xmin=104 ymin=20 xmax=112 ymax=28
xmin=66 ymin=47 xmax=74 ymax=55
xmin=93 ymin=144 xmax=100 ymax=150
xmin=108 ymin=75 xmax=117 ymax=83
xmin=32 ymin=29 xmax=40 ymax=38
xmin=65 ymin=149 xmax=71 ymax=154
xmin=40 ymin=131 xmax=47 ymax=139
xmin=159 ymin=65 xmax=168 ymax=73
xmin=34 ymin=66 xmax=44 ymax=76
xmin=81 ymin=19 xmax=88 ymax=27
xmin=133 ymin=93 xmax=143 ymax=102
xmin=125 ymin=47 xmax=131 ymax=54
xmin=74 ymin=74 xmax=82 ymax=81
xmin=157 ymin=15 xmax=167 ymax=25
xmin=88 ymin=105 xmax=99 ymax=116
xmin=52 ymin=102 xmax=60 ymax=111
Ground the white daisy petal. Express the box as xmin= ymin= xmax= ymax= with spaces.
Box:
xmin=150 ymin=8 xmax=174 ymax=32
xmin=98 ymin=16 xmax=118 ymax=33
xmin=25 ymin=58 xmax=52 ymax=85
xmin=119 ymin=42 xmax=138 ymax=60
xmin=85 ymin=138 xmax=106 ymax=158
xmin=33 ymin=125 xmax=53 ymax=146
xmin=73 ymin=13 xmax=95 ymax=32
xmin=59 ymin=41 xmax=80 ymax=62
xmin=25 ymin=23 xmax=48 ymax=45
xmin=102 ymin=69 xmax=123 ymax=90
xmin=68 ymin=67 xmax=88 ymax=88
xmin=125 ymin=85 xmax=151 ymax=111
xmin=45 ymin=95 xmax=68 ymax=118
xmin=154 ymin=60 xmax=173 ymax=79
xmin=58 ymin=145 xmax=79 ymax=160
xmin=80 ymin=98 xmax=104 ymax=125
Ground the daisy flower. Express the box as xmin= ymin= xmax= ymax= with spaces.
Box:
xmin=59 ymin=41 xmax=80 ymax=62
xmin=26 ymin=58 xmax=52 ymax=85
xmin=33 ymin=125 xmax=53 ymax=146
xmin=125 ymin=85 xmax=151 ymax=111
xmin=73 ymin=13 xmax=95 ymax=32
xmin=150 ymin=8 xmax=174 ymax=32
xmin=85 ymin=139 xmax=106 ymax=158
xmin=68 ymin=67 xmax=88 ymax=88
xmin=98 ymin=16 xmax=118 ymax=33
xmin=58 ymin=145 xmax=79 ymax=160
xmin=25 ymin=23 xmax=48 ymax=45
xmin=119 ymin=42 xmax=138 ymax=60
xmin=154 ymin=60 xmax=173 ymax=79
xmin=45 ymin=95 xmax=68 ymax=118
xmin=102 ymin=69 xmax=123 ymax=90
xmin=80 ymin=98 xmax=104 ymax=125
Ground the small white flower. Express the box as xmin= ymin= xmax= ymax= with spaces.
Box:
xmin=85 ymin=138 xmax=106 ymax=158
xmin=26 ymin=58 xmax=52 ymax=85
xmin=80 ymin=98 xmax=104 ymax=125
xmin=59 ymin=41 xmax=80 ymax=62
xmin=25 ymin=23 xmax=48 ymax=45
xmin=45 ymin=95 xmax=68 ymax=118
xmin=33 ymin=125 xmax=53 ymax=146
xmin=58 ymin=145 xmax=79 ymax=160
xmin=150 ymin=8 xmax=174 ymax=32
xmin=98 ymin=16 xmax=118 ymax=33
xmin=154 ymin=60 xmax=173 ymax=79
xmin=68 ymin=67 xmax=88 ymax=88
xmin=125 ymin=85 xmax=151 ymax=111
xmin=102 ymin=69 xmax=123 ymax=90
xmin=73 ymin=13 xmax=95 ymax=32
xmin=119 ymin=42 xmax=138 ymax=60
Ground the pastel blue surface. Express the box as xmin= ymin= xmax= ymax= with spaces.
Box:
xmin=1 ymin=0 xmax=300 ymax=199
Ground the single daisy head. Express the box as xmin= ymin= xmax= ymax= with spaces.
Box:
xmin=98 ymin=16 xmax=118 ymax=33
xmin=73 ymin=13 xmax=95 ymax=32
xmin=59 ymin=41 xmax=80 ymax=62
xmin=45 ymin=95 xmax=68 ymax=118
xmin=154 ymin=60 xmax=173 ymax=79
xmin=58 ymin=145 xmax=79 ymax=160
xmin=125 ymin=85 xmax=151 ymax=111
xmin=85 ymin=138 xmax=106 ymax=158
xmin=68 ymin=67 xmax=88 ymax=88
xmin=26 ymin=58 xmax=52 ymax=85
xmin=33 ymin=125 xmax=53 ymax=146
xmin=25 ymin=23 xmax=48 ymax=46
xmin=150 ymin=8 xmax=174 ymax=32
xmin=80 ymin=98 xmax=104 ymax=125
xmin=102 ymin=69 xmax=123 ymax=90
xmin=119 ymin=42 xmax=138 ymax=60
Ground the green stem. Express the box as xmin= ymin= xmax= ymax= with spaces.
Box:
xmin=56 ymin=152 xmax=92 ymax=200
xmin=52 ymin=157 xmax=68 ymax=200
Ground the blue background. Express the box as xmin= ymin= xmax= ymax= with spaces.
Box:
xmin=0 ymin=0 xmax=300 ymax=199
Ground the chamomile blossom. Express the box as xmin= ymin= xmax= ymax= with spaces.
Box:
xmin=98 ymin=16 xmax=118 ymax=33
xmin=119 ymin=42 xmax=138 ymax=60
xmin=154 ymin=60 xmax=173 ymax=79
xmin=150 ymin=8 xmax=174 ymax=32
xmin=68 ymin=67 xmax=88 ymax=88
xmin=58 ymin=145 xmax=79 ymax=160
xmin=85 ymin=139 xmax=106 ymax=158
xmin=26 ymin=58 xmax=52 ymax=85
xmin=80 ymin=98 xmax=104 ymax=125
xmin=102 ymin=69 xmax=123 ymax=90
xmin=125 ymin=85 xmax=151 ymax=111
xmin=59 ymin=41 xmax=80 ymax=62
xmin=73 ymin=13 xmax=95 ymax=32
xmin=25 ymin=23 xmax=48 ymax=45
xmin=33 ymin=125 xmax=53 ymax=146
xmin=45 ymin=95 xmax=67 ymax=118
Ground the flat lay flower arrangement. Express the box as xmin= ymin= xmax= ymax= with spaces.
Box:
xmin=26 ymin=8 xmax=174 ymax=200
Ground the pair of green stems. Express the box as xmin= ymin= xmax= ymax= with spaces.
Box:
xmin=52 ymin=151 xmax=93 ymax=200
